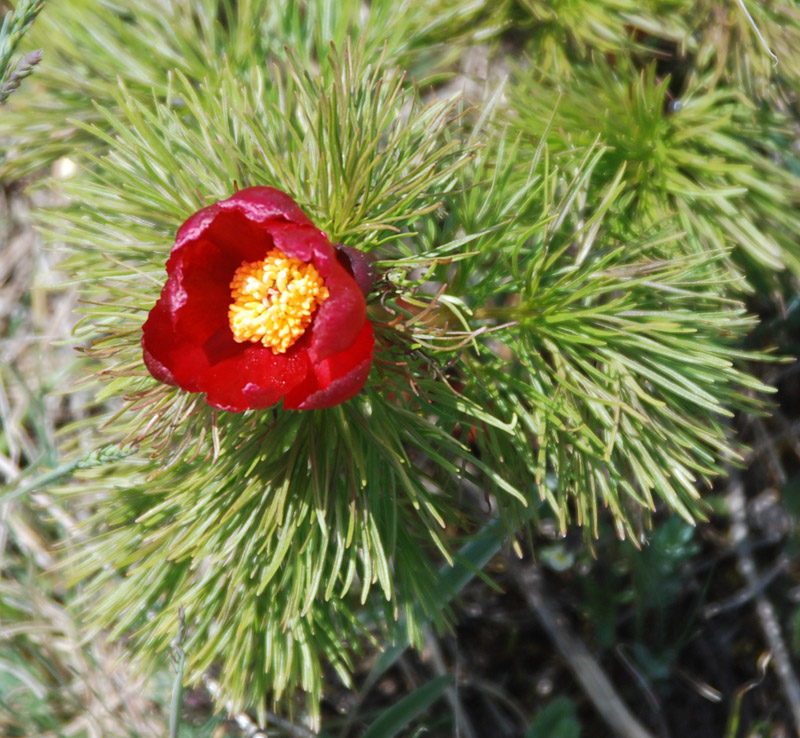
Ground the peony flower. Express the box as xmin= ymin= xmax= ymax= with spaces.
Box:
xmin=142 ymin=187 xmax=374 ymax=412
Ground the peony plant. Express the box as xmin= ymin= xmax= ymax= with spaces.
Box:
xmin=1 ymin=1 xmax=790 ymax=732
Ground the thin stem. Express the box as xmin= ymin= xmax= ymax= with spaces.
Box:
xmin=169 ymin=607 xmax=186 ymax=738
xmin=735 ymin=0 xmax=779 ymax=67
xmin=0 ymin=443 xmax=138 ymax=505
xmin=510 ymin=558 xmax=657 ymax=738
xmin=423 ymin=629 xmax=479 ymax=738
xmin=727 ymin=477 xmax=800 ymax=734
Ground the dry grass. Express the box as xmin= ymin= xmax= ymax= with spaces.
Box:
xmin=0 ymin=180 xmax=171 ymax=738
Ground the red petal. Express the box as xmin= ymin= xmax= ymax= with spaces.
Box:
xmin=196 ymin=343 xmax=311 ymax=412
xmin=144 ymin=288 xmax=312 ymax=412
xmin=218 ymin=186 xmax=315 ymax=227
xmin=172 ymin=187 xmax=312 ymax=258
xmin=269 ymin=223 xmax=367 ymax=361
xmin=173 ymin=203 xmax=220 ymax=254
xmin=172 ymin=210 xmax=274 ymax=265
xmin=284 ymin=320 xmax=374 ymax=410
xmin=142 ymin=295 xmax=210 ymax=389
xmin=167 ymin=239 xmax=239 ymax=347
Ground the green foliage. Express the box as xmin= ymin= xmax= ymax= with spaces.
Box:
xmin=360 ymin=675 xmax=451 ymax=738
xmin=0 ymin=564 xmax=173 ymax=736
xmin=509 ymin=58 xmax=800 ymax=282
xmin=689 ymin=0 xmax=800 ymax=97
xmin=511 ymin=0 xmax=800 ymax=99
xmin=581 ymin=517 xmax=702 ymax=665
xmin=0 ymin=0 xmax=506 ymax=176
xmin=525 ymin=696 xmax=581 ymax=738
xmin=1 ymin=443 xmax=136 ymax=505
xmin=424 ymin=131 xmax=768 ymax=539
xmin=511 ymin=0 xmax=686 ymax=75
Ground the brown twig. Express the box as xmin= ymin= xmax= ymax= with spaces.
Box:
xmin=726 ymin=478 xmax=800 ymax=736
xmin=509 ymin=558 xmax=657 ymax=738
xmin=701 ymin=554 xmax=790 ymax=620
xmin=615 ymin=645 xmax=672 ymax=738
xmin=423 ymin=628 xmax=480 ymax=738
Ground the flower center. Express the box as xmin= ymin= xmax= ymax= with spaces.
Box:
xmin=228 ymin=250 xmax=329 ymax=354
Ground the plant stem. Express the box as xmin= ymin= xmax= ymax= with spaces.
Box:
xmin=510 ymin=558 xmax=658 ymax=738
xmin=169 ymin=607 xmax=186 ymax=738
xmin=727 ymin=477 xmax=800 ymax=735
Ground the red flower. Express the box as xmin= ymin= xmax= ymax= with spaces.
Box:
xmin=142 ymin=187 xmax=374 ymax=412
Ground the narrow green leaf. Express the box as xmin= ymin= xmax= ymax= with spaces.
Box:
xmin=361 ymin=675 xmax=452 ymax=738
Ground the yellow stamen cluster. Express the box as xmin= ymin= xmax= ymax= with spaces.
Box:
xmin=228 ymin=250 xmax=329 ymax=354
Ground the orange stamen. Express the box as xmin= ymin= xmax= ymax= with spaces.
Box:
xmin=228 ymin=250 xmax=329 ymax=354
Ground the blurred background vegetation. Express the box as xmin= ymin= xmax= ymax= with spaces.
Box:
xmin=1 ymin=0 xmax=800 ymax=736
